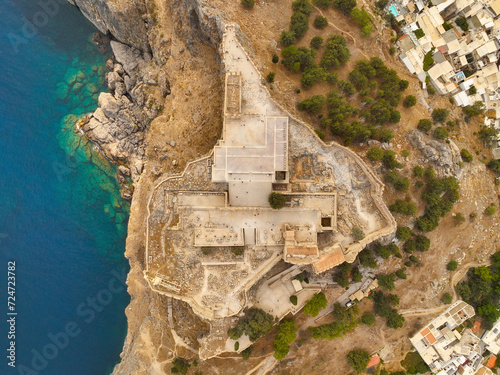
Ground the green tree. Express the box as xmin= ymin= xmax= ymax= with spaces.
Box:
xmin=303 ymin=292 xmax=328 ymax=317
xmin=292 ymin=0 xmax=313 ymax=15
xmin=310 ymin=35 xmax=323 ymax=50
xmin=350 ymin=8 xmax=373 ymax=37
xmin=333 ymin=0 xmax=357 ymax=14
xmin=241 ymin=0 xmax=255 ymax=8
xmin=313 ymin=0 xmax=332 ymax=7
xmin=273 ymin=319 xmax=298 ymax=360
xmin=269 ymin=192 xmax=286 ymax=209
xmin=399 ymin=80 xmax=410 ymax=91
xmin=359 ymin=249 xmax=377 ymax=268
xmin=455 ymin=16 xmax=469 ymax=32
xmin=460 ymin=149 xmax=473 ymax=162
xmin=432 ymin=108 xmax=449 ymax=123
xmin=403 ymin=95 xmax=417 ymax=107
xmin=378 ymin=274 xmax=395 ymax=291
xmin=298 ymin=95 xmax=326 ymax=113
xmin=290 ymin=295 xmax=298 ymax=305
xmin=414 ymin=235 xmax=430 ymax=252
xmin=386 ymin=310 xmax=405 ymax=328
xmin=447 ymin=260 xmax=458 ymax=271
xmin=382 ymin=151 xmax=402 ymax=169
xmin=272 ymin=53 xmax=279 ymax=63
xmin=379 ymin=129 xmax=394 ymax=143
xmin=241 ymin=346 xmax=253 ymax=360
xmin=227 ymin=308 xmax=275 ymax=341
xmin=396 ymin=226 xmax=412 ymax=241
xmin=417 ymin=118 xmax=432 ymax=132
xmin=320 ymin=34 xmax=350 ymax=70
xmin=290 ymin=12 xmax=310 ymax=39
xmin=423 ymin=49 xmax=434 ymax=71
xmin=313 ymin=15 xmax=328 ymax=29
xmin=352 ymin=227 xmax=365 ymax=241
xmin=366 ymin=146 xmax=384 ymax=161
xmin=441 ymin=292 xmax=452 ymax=304
xmin=478 ymin=125 xmax=498 ymax=142
xmin=280 ymin=30 xmax=296 ymax=46
xmin=301 ymin=67 xmax=328 ymax=88
xmin=338 ymin=80 xmax=355 ymax=96
xmin=390 ymin=199 xmax=416 ymax=215
xmin=463 ymin=101 xmax=485 ymax=117
xmin=352 ymin=267 xmax=362 ymax=282
xmin=413 ymin=166 xmax=424 ymax=177
xmin=433 ymin=126 xmax=449 ymax=140
xmin=395 ymin=269 xmax=407 ymax=279
xmin=171 ymin=358 xmax=191 ymax=374
xmin=347 ymin=349 xmax=370 ymax=373
xmin=414 ymin=29 xmax=425 ymax=38
xmin=361 ymin=313 xmax=376 ymax=326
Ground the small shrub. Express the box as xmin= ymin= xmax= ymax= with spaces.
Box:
xmin=171 ymin=358 xmax=191 ymax=374
xmin=417 ymin=119 xmax=432 ymax=132
xmin=403 ymin=95 xmax=417 ymax=107
xmin=315 ymin=129 xmax=325 ymax=140
xmin=379 ymin=129 xmax=394 ymax=143
xmin=446 ymin=260 xmax=458 ymax=271
xmin=433 ymin=126 xmax=449 ymax=140
xmin=402 ymin=150 xmax=410 ymax=157
xmin=367 ymin=146 xmax=384 ymax=161
xmin=485 ymin=204 xmax=497 ymax=216
xmin=269 ymin=192 xmax=286 ymax=209
xmin=427 ymin=85 xmax=436 ymax=95
xmin=441 ymin=292 xmax=452 ymax=304
xmin=241 ymin=0 xmax=255 ymax=8
xmin=234 ymin=341 xmax=240 ymax=351
xmin=413 ymin=166 xmax=424 ymax=177
xmin=389 ymin=47 xmax=396 ymax=55
xmin=409 ymin=255 xmax=419 ymax=263
xmin=432 ymin=108 xmax=449 ymax=123
xmin=460 ymin=149 xmax=473 ymax=162
xmin=453 ymin=213 xmax=465 ymax=226
xmin=272 ymin=54 xmax=279 ymax=63
xmin=395 ymin=269 xmax=407 ymax=279
xmin=290 ymin=295 xmax=298 ymax=305
xmin=241 ymin=346 xmax=253 ymax=360
xmin=414 ymin=28 xmax=425 ymax=39
xmin=352 ymin=227 xmax=365 ymax=241
xmin=266 ymin=72 xmax=276 ymax=83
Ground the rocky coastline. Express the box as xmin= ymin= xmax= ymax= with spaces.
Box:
xmin=65 ymin=0 xmax=228 ymax=373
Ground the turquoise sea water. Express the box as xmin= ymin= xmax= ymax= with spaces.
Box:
xmin=0 ymin=1 xmax=130 ymax=374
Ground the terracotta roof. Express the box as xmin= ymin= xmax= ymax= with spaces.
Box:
xmin=488 ymin=355 xmax=497 ymax=369
xmin=366 ymin=356 xmax=381 ymax=368
xmin=313 ymin=246 xmax=345 ymax=273
xmin=426 ymin=332 xmax=437 ymax=345
xmin=421 ymin=327 xmax=431 ymax=336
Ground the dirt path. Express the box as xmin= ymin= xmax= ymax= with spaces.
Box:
xmin=314 ymin=6 xmax=369 ymax=58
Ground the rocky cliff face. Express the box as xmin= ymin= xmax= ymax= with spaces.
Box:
xmin=67 ymin=0 xmax=227 ymax=373
xmin=67 ymin=0 xmax=151 ymax=53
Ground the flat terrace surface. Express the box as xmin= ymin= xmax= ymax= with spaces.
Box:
xmin=186 ymin=206 xmax=321 ymax=247
xmin=212 ymin=116 xmax=288 ymax=185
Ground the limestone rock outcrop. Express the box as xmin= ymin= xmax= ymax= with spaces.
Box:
xmin=408 ymin=130 xmax=463 ymax=179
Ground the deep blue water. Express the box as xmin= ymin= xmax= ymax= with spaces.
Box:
xmin=0 ymin=1 xmax=130 ymax=374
